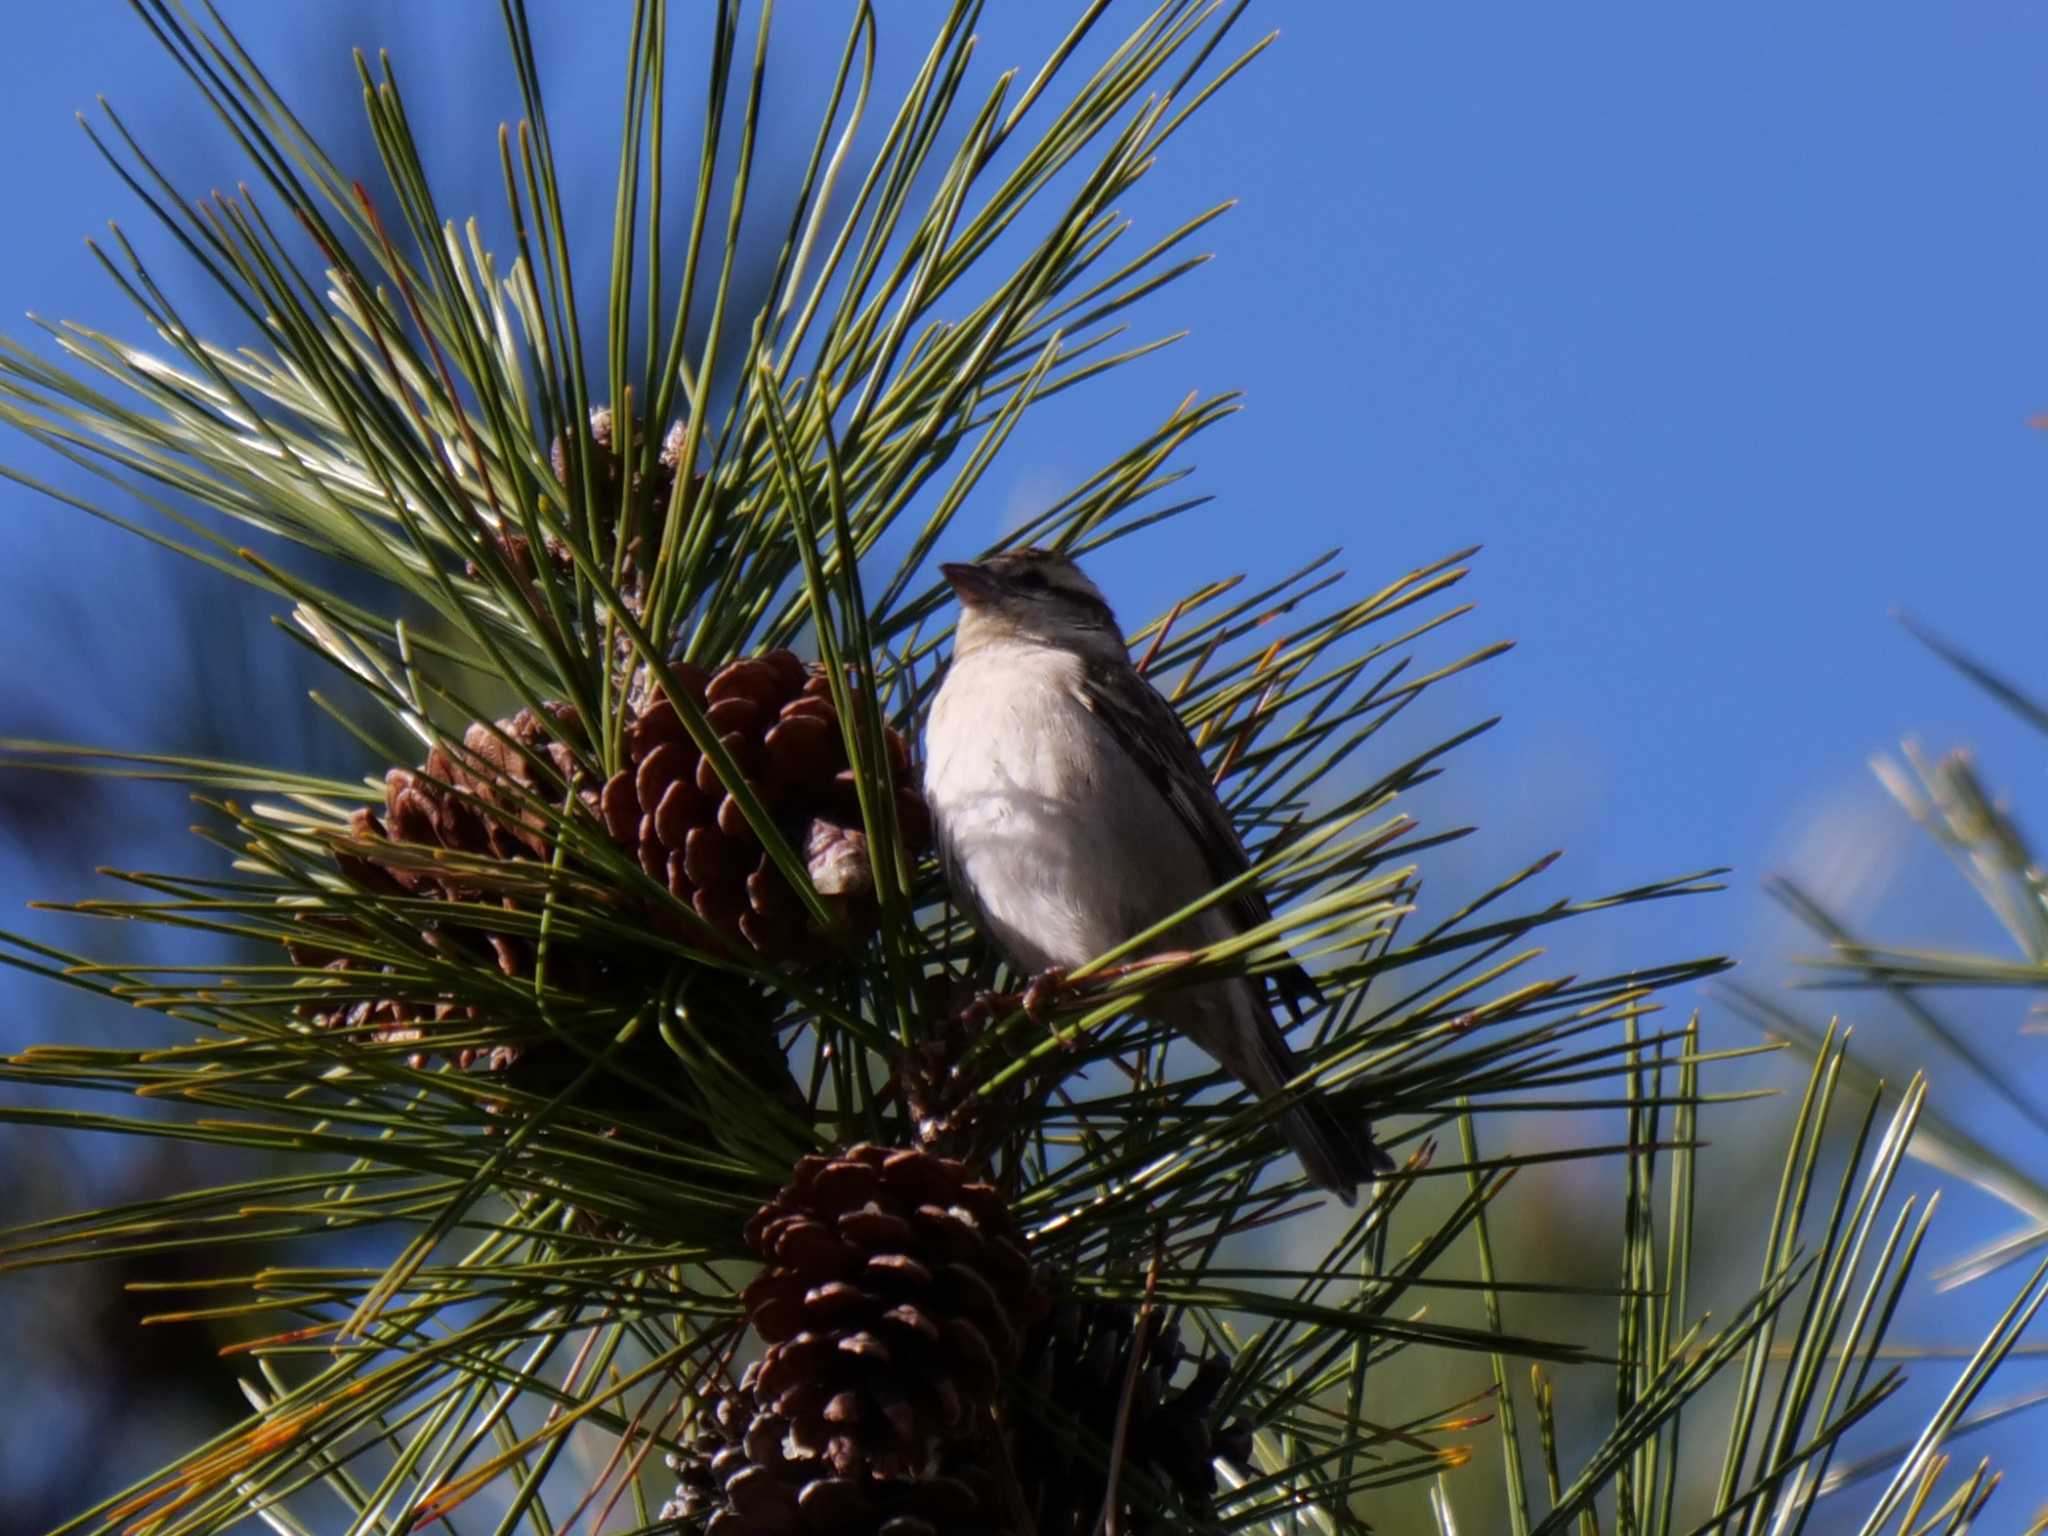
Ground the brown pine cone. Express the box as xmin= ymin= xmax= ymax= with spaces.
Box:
xmin=664 ymin=1290 xmax=1255 ymax=1535
xmin=294 ymin=653 xmax=927 ymax=1076
xmin=1013 ymin=1294 xmax=1254 ymax=1536
xmin=596 ymin=650 xmax=930 ymax=963
xmin=661 ymin=1361 xmax=1000 ymax=1535
xmin=289 ymin=700 xmax=596 ymax=1061
xmin=737 ymin=1144 xmax=1048 ymax=1484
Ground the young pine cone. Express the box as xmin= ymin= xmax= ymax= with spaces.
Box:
xmin=485 ymin=404 xmax=691 ymax=612
xmin=737 ymin=1144 xmax=1048 ymax=1484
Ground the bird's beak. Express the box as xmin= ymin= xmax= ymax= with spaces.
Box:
xmin=939 ymin=561 xmax=1001 ymax=606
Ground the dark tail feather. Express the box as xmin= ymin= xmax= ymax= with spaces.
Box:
xmin=1278 ymin=1094 xmax=1392 ymax=1207
xmin=1221 ymin=1006 xmax=1391 ymax=1205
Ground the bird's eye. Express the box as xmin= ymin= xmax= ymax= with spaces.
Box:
xmin=1010 ymin=569 xmax=1050 ymax=592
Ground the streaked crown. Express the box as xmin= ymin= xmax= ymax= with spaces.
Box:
xmin=978 ymin=548 xmax=1108 ymax=602
xmin=939 ymin=547 xmax=1123 ymax=653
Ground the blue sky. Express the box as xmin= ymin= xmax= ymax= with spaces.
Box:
xmin=2 ymin=3 xmax=2046 ymax=1527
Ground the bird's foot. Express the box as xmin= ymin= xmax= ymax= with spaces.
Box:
xmin=947 ymin=979 xmax=1059 ymax=1031
xmin=1020 ymin=967 xmax=1069 ymax=1028
xmin=953 ymin=988 xmax=1010 ymax=1033
xmin=948 ymin=980 xmax=1059 ymax=1032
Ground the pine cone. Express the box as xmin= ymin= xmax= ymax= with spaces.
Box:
xmin=737 ymin=1144 xmax=1048 ymax=1484
xmin=295 ymin=652 xmax=927 ymax=1072
xmin=1013 ymin=1295 xmax=1254 ymax=1536
xmin=288 ymin=701 xmax=599 ymax=1062
xmin=596 ymin=650 xmax=930 ymax=963
xmin=664 ymin=1287 xmax=1253 ymax=1535
xmin=662 ymin=1362 xmax=1000 ymax=1535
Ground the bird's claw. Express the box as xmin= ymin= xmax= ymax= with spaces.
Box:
xmin=1020 ymin=967 xmax=1068 ymax=1027
xmin=953 ymin=989 xmax=1009 ymax=1032
xmin=947 ymin=983 xmax=1046 ymax=1028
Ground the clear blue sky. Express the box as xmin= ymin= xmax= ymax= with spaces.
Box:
xmin=3 ymin=3 xmax=2046 ymax=1525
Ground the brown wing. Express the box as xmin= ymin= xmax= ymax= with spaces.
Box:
xmin=1075 ymin=658 xmax=1320 ymax=1016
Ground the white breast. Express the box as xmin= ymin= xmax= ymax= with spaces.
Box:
xmin=923 ymin=644 xmax=1215 ymax=973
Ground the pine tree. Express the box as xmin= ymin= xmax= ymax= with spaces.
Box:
xmin=0 ymin=5 xmax=2037 ymax=1532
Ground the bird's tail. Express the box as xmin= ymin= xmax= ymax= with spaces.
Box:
xmin=1209 ymin=1001 xmax=1392 ymax=1206
xmin=1277 ymin=1094 xmax=1392 ymax=1208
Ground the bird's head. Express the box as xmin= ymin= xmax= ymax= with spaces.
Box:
xmin=940 ymin=548 xmax=1124 ymax=659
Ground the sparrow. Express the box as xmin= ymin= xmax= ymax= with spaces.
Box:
xmin=922 ymin=547 xmax=1390 ymax=1202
